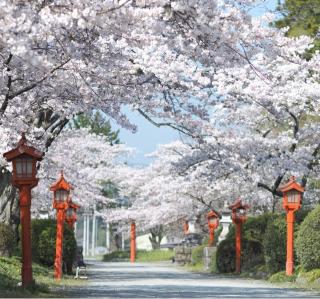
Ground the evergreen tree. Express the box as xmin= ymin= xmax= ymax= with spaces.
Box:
xmin=274 ymin=0 xmax=320 ymax=55
xmin=71 ymin=111 xmax=120 ymax=145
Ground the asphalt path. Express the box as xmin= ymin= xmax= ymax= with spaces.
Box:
xmin=58 ymin=260 xmax=320 ymax=298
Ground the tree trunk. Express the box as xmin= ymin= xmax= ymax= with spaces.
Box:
xmin=0 ymin=169 xmax=19 ymax=244
xmin=149 ymin=225 xmax=164 ymax=250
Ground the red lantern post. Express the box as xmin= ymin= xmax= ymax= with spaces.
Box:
xmin=130 ymin=221 xmax=136 ymax=263
xmin=207 ymin=211 xmax=220 ymax=246
xmin=229 ymin=199 xmax=249 ymax=274
xmin=279 ymin=176 xmax=304 ymax=276
xmin=50 ymin=171 xmax=73 ymax=279
xmin=3 ymin=134 xmax=44 ymax=287
xmin=65 ymin=199 xmax=80 ymax=229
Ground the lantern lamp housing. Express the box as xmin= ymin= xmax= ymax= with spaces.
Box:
xmin=50 ymin=171 xmax=73 ymax=209
xmin=65 ymin=199 xmax=80 ymax=223
xmin=66 ymin=208 xmax=74 ymax=218
xmin=3 ymin=134 xmax=44 ymax=187
xmin=279 ymin=177 xmax=304 ymax=212
xmin=55 ymin=189 xmax=69 ymax=203
xmin=207 ymin=210 xmax=220 ymax=229
xmin=229 ymin=199 xmax=249 ymax=224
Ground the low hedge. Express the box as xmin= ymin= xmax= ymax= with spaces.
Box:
xmin=296 ymin=205 xmax=320 ymax=271
xmin=217 ymin=213 xmax=293 ymax=274
xmin=263 ymin=216 xmax=286 ymax=274
xmin=216 ymin=237 xmax=264 ymax=273
xmin=191 ymin=244 xmax=206 ymax=265
xmin=31 ymin=219 xmax=77 ymax=273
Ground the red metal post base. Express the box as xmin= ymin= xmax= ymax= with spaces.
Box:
xmin=235 ymin=222 xmax=242 ymax=274
xmin=54 ymin=209 xmax=65 ymax=279
xmin=286 ymin=211 xmax=295 ymax=276
xmin=19 ymin=186 xmax=33 ymax=287
xmin=130 ymin=222 xmax=136 ymax=263
xmin=208 ymin=229 xmax=214 ymax=247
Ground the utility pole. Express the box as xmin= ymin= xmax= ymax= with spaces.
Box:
xmin=82 ymin=214 xmax=86 ymax=256
xmin=91 ymin=204 xmax=96 ymax=256
xmin=86 ymin=213 xmax=90 ymax=256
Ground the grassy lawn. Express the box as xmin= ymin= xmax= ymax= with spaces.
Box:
xmin=103 ymin=249 xmax=174 ymax=262
xmin=136 ymin=249 xmax=174 ymax=262
xmin=268 ymin=268 xmax=320 ymax=291
xmin=184 ymin=262 xmax=204 ymax=272
xmin=0 ymin=256 xmax=84 ymax=298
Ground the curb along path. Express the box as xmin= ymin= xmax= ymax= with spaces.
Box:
xmin=57 ymin=260 xmax=320 ymax=298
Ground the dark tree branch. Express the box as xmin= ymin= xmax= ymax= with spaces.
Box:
xmin=301 ymin=143 xmax=320 ymax=187
xmin=1 ymin=53 xmax=13 ymax=114
xmin=137 ymin=108 xmax=194 ymax=137
xmin=287 ymin=109 xmax=299 ymax=152
xmin=257 ymin=181 xmax=283 ymax=197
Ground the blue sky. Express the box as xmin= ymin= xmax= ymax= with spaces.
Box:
xmin=115 ymin=0 xmax=278 ymax=166
xmin=113 ymin=108 xmax=180 ymax=166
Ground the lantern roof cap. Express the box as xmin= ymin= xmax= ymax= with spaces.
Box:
xmin=67 ymin=198 xmax=80 ymax=210
xmin=207 ymin=210 xmax=220 ymax=219
xmin=50 ymin=170 xmax=73 ymax=191
xmin=228 ymin=198 xmax=249 ymax=211
xmin=279 ymin=176 xmax=304 ymax=193
xmin=3 ymin=133 xmax=44 ymax=162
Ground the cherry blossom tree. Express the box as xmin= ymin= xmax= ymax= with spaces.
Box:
xmin=31 ymin=128 xmax=132 ymax=217
xmin=1 ymin=0 xmax=320 ymax=231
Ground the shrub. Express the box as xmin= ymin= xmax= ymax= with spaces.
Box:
xmin=243 ymin=214 xmax=272 ymax=243
xmin=209 ymin=251 xmax=217 ymax=273
xmin=63 ymin=227 xmax=77 ymax=274
xmin=268 ymin=271 xmax=297 ymax=283
xmin=217 ymin=211 xmax=310 ymax=274
xmin=0 ymin=223 xmax=15 ymax=257
xmin=263 ymin=216 xmax=287 ymax=274
xmin=299 ymin=268 xmax=320 ymax=283
xmin=296 ymin=205 xmax=320 ymax=271
xmin=38 ymin=227 xmax=56 ymax=266
xmin=216 ymin=238 xmax=235 ymax=273
xmin=32 ymin=220 xmax=77 ymax=273
xmin=216 ymin=214 xmax=270 ymax=273
xmin=31 ymin=219 xmax=56 ymax=262
xmin=191 ymin=244 xmax=206 ymax=265
xmin=216 ymin=237 xmax=264 ymax=273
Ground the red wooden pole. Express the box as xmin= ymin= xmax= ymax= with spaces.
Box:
xmin=208 ymin=228 xmax=214 ymax=246
xmin=235 ymin=222 xmax=242 ymax=274
xmin=19 ymin=185 xmax=33 ymax=287
xmin=54 ymin=209 xmax=65 ymax=279
xmin=130 ymin=222 xmax=136 ymax=263
xmin=286 ymin=210 xmax=295 ymax=276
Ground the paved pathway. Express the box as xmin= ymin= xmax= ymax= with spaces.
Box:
xmin=59 ymin=261 xmax=320 ymax=298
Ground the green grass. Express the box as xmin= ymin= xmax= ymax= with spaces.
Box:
xmin=103 ymin=250 xmax=130 ymax=262
xmin=0 ymin=256 xmax=84 ymax=298
xmin=268 ymin=268 xmax=320 ymax=290
xmin=184 ymin=262 xmax=204 ymax=272
xmin=136 ymin=249 xmax=174 ymax=262
xmin=268 ymin=271 xmax=297 ymax=283
xmin=103 ymin=249 xmax=174 ymax=262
